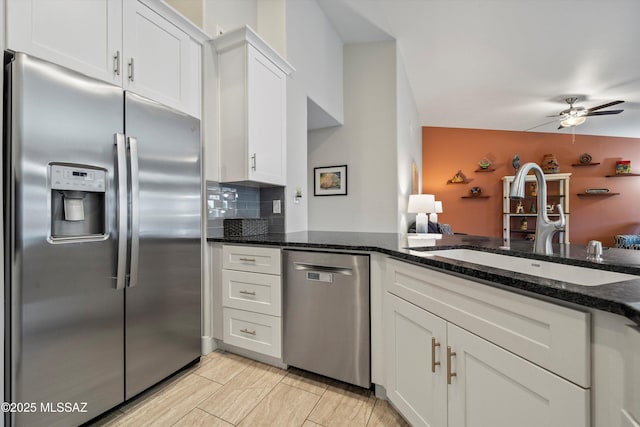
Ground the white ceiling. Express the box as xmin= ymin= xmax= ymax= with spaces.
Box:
xmin=317 ymin=0 xmax=640 ymax=138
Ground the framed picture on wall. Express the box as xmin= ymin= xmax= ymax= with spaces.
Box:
xmin=314 ymin=165 xmax=347 ymax=196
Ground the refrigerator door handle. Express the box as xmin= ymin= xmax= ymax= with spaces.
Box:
xmin=128 ymin=136 xmax=140 ymax=288
xmin=115 ymin=133 xmax=129 ymax=290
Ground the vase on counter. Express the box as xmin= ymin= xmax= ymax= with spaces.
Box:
xmin=541 ymin=153 xmax=559 ymax=174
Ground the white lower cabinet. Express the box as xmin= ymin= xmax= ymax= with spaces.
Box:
xmin=222 ymin=307 xmax=281 ymax=358
xmin=623 ymin=325 xmax=640 ymax=427
xmin=221 ymin=245 xmax=282 ymax=359
xmin=385 ymin=293 xmax=447 ymax=427
xmin=447 ymin=322 xmax=589 ymax=427
xmin=384 ymin=258 xmax=591 ymax=427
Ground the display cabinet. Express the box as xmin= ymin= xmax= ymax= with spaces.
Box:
xmin=502 ymin=173 xmax=571 ymax=245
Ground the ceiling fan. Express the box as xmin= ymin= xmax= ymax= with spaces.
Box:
xmin=549 ymin=97 xmax=624 ymax=129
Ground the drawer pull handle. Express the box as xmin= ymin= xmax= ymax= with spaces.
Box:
xmin=239 ymin=257 xmax=256 ymax=262
xmin=431 ymin=338 xmax=441 ymax=373
xmin=240 ymin=328 xmax=256 ymax=336
xmin=239 ymin=290 xmax=256 ymax=296
xmin=447 ymin=346 xmax=457 ymax=384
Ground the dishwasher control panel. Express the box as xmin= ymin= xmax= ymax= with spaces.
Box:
xmin=306 ymin=271 xmax=333 ymax=283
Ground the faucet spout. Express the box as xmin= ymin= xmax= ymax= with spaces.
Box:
xmin=509 ymin=162 xmax=565 ymax=255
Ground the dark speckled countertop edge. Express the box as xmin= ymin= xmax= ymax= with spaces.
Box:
xmin=207 ymin=232 xmax=640 ymax=326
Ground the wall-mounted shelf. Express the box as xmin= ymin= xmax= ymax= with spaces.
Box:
xmin=475 ymin=168 xmax=495 ymax=173
xmin=447 ymin=179 xmax=469 ymax=184
xmin=571 ymin=162 xmax=600 ymax=167
xmin=461 ymin=195 xmax=490 ymax=199
xmin=503 ymin=213 xmax=564 ymax=217
xmin=577 ymin=192 xmax=620 ymax=197
xmin=605 ymin=173 xmax=640 ymax=177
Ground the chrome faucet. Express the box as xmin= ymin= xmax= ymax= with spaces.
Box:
xmin=509 ymin=162 xmax=566 ymax=255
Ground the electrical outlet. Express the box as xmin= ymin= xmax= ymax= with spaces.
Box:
xmin=273 ymin=199 xmax=281 ymax=214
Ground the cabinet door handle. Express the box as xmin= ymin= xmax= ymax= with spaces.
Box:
xmin=128 ymin=57 xmax=135 ymax=81
xmin=239 ymin=290 xmax=256 ymax=296
xmin=240 ymin=328 xmax=256 ymax=336
xmin=113 ymin=51 xmax=121 ymax=76
xmin=431 ymin=338 xmax=441 ymax=373
xmin=447 ymin=346 xmax=457 ymax=384
xmin=239 ymin=257 xmax=256 ymax=262
xmin=251 ymin=153 xmax=257 ymax=171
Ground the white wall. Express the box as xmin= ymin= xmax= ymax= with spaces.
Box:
xmin=308 ymin=42 xmax=397 ymax=232
xmin=395 ymin=54 xmax=422 ymax=233
xmin=286 ymin=0 xmax=344 ymax=125
xmin=166 ymin=0 xmax=204 ymax=28
xmin=204 ymin=0 xmax=257 ymax=35
xmin=257 ymin=0 xmax=286 ymax=57
xmin=283 ymin=0 xmax=344 ymax=232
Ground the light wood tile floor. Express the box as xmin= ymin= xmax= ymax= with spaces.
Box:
xmin=89 ymin=350 xmax=409 ymax=427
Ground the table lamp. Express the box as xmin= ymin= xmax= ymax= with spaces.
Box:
xmin=408 ymin=194 xmax=435 ymax=233
xmin=429 ymin=201 xmax=443 ymax=223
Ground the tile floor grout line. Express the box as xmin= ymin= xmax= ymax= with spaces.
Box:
xmin=364 ymin=397 xmax=378 ymax=426
xmin=232 ymin=382 xmax=282 ymax=427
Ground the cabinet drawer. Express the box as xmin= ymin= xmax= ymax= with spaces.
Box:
xmin=386 ymin=258 xmax=590 ymax=388
xmin=222 ymin=245 xmax=281 ymax=275
xmin=222 ymin=270 xmax=281 ymax=316
xmin=223 ymin=308 xmax=281 ymax=358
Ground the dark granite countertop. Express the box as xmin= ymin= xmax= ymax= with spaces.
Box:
xmin=208 ymin=231 xmax=640 ymax=325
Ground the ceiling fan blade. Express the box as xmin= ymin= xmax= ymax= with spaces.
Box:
xmin=557 ymin=125 xmax=565 ymax=130
xmin=585 ymin=110 xmax=624 ymax=116
xmin=524 ymin=119 xmax=560 ymax=131
xmin=587 ymin=100 xmax=624 ymax=113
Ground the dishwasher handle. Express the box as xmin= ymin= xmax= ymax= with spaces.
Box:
xmin=293 ymin=262 xmax=353 ymax=276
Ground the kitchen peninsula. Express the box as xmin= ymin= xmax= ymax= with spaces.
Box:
xmin=209 ymin=231 xmax=640 ymax=427
xmin=210 ymin=231 xmax=640 ymax=324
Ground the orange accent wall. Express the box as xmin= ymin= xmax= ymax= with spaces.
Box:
xmin=422 ymin=127 xmax=640 ymax=246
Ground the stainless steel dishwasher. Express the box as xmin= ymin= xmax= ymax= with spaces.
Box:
xmin=283 ymin=250 xmax=370 ymax=388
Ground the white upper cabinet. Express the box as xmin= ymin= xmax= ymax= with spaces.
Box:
xmin=7 ymin=0 xmax=123 ymax=86
xmin=122 ymin=1 xmax=201 ymax=118
xmin=214 ymin=26 xmax=294 ymax=185
xmin=6 ymin=0 xmax=207 ymax=118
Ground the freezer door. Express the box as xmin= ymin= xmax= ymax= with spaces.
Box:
xmin=124 ymin=92 xmax=201 ymax=399
xmin=5 ymin=53 xmax=125 ymax=427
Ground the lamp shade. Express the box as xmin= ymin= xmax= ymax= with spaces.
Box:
xmin=434 ymin=201 xmax=443 ymax=214
xmin=408 ymin=194 xmax=436 ymax=213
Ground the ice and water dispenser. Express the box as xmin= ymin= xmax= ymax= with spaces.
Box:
xmin=49 ymin=164 xmax=107 ymax=240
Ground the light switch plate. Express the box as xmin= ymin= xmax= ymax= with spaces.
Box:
xmin=273 ymin=199 xmax=281 ymax=214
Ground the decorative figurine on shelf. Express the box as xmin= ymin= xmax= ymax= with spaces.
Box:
xmin=478 ymin=158 xmax=492 ymax=169
xmin=546 ymin=204 xmax=554 ymax=213
xmin=451 ymin=170 xmax=466 ymax=183
xmin=529 ymin=182 xmax=537 ymax=197
xmin=616 ymin=160 xmax=632 ymax=174
xmin=512 ymin=153 xmax=521 ymax=172
xmin=470 ymin=186 xmax=482 ymax=195
xmin=529 ymin=202 xmax=536 ymax=214
xmin=520 ymin=218 xmax=528 ymax=230
xmin=579 ymin=153 xmax=592 ymax=164
xmin=541 ymin=153 xmax=560 ymax=173
xmin=516 ymin=200 xmax=525 ymax=213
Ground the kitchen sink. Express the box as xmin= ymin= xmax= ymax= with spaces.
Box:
xmin=413 ymin=248 xmax=639 ymax=286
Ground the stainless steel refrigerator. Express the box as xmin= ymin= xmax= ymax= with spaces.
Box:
xmin=3 ymin=52 xmax=201 ymax=426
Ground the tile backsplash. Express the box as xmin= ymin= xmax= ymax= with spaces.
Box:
xmin=206 ymin=181 xmax=285 ymax=237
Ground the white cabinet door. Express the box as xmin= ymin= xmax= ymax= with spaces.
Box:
xmin=385 ymin=293 xmax=447 ymax=427
xmin=623 ymin=325 xmax=640 ymax=427
xmin=6 ymin=0 xmax=123 ymax=85
xmin=123 ymin=0 xmax=201 ymax=118
xmin=246 ymin=45 xmax=286 ymax=185
xmin=447 ymin=323 xmax=589 ymax=427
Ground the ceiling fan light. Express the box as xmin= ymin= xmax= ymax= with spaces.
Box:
xmin=560 ymin=116 xmax=586 ymax=127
